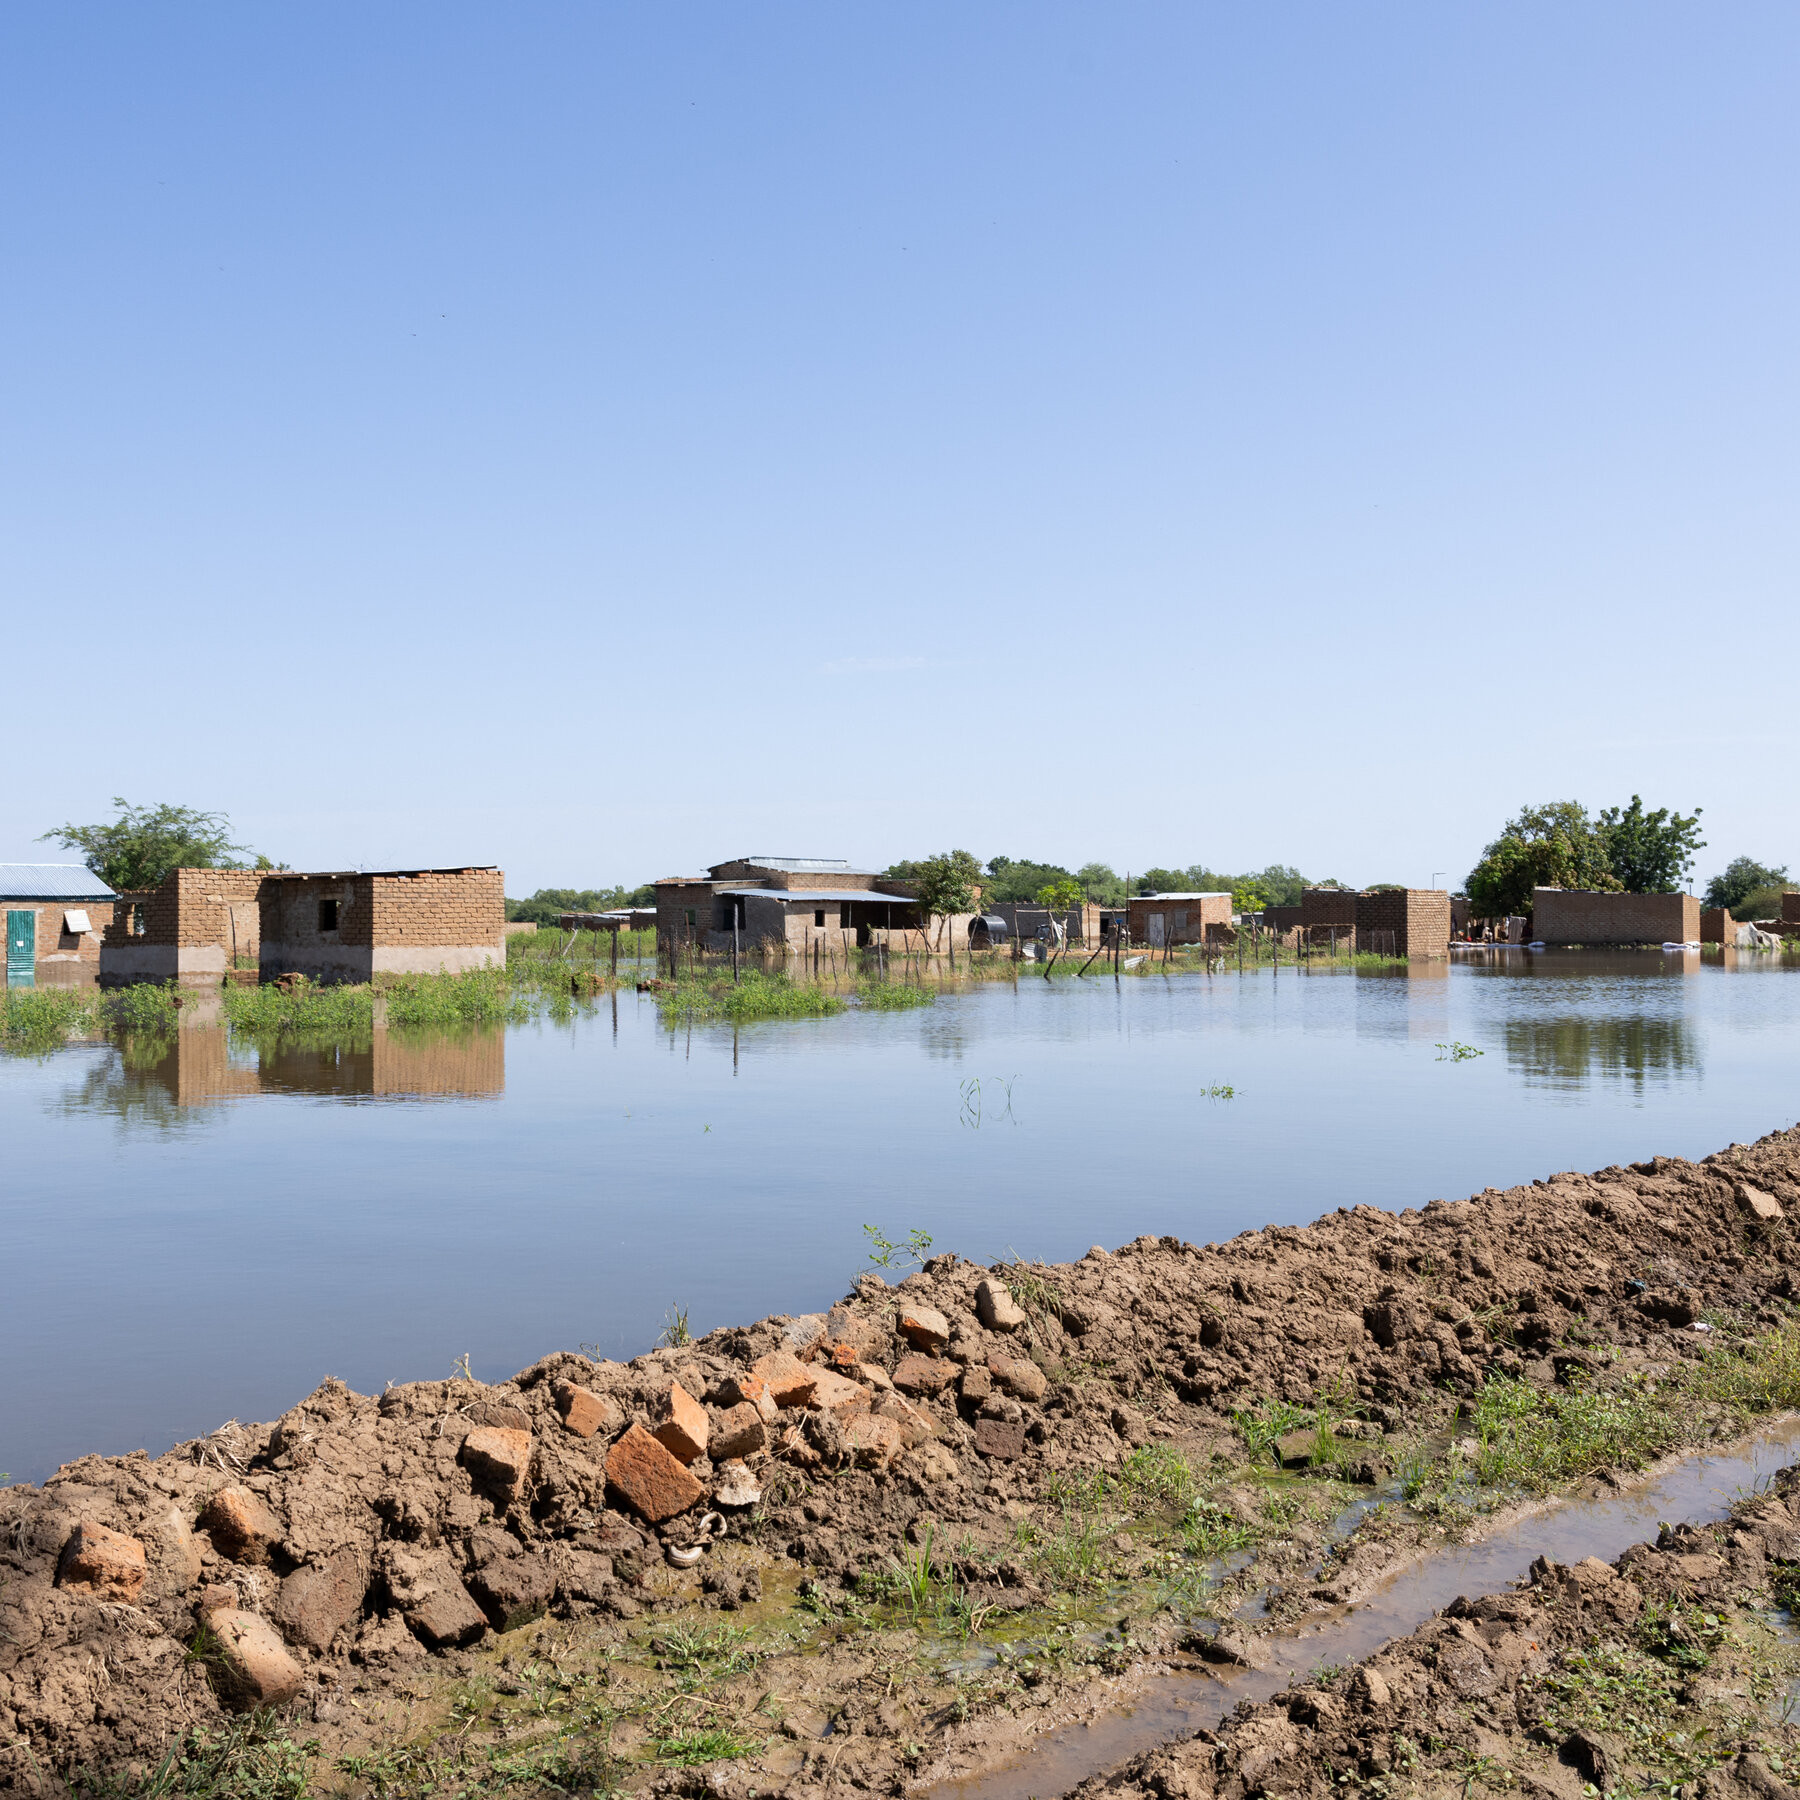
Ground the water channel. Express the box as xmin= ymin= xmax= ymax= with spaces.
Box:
xmin=3 ymin=948 xmax=1797 ymax=1485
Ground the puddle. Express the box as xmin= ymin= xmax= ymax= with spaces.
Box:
xmin=926 ymin=1418 xmax=1800 ymax=1800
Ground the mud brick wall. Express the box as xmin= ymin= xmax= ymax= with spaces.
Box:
xmin=1532 ymin=888 xmax=1700 ymax=945
xmin=99 ymin=871 xmax=259 ymax=956
xmin=1785 ymin=892 xmax=1800 ymax=925
xmin=6 ymin=899 xmax=113 ymax=964
xmin=657 ymin=882 xmax=717 ymax=944
xmin=260 ymin=877 xmax=371 ymax=950
xmin=1301 ymin=888 xmax=1358 ymax=927
xmin=366 ymin=869 xmax=503 ymax=948
xmin=1354 ymin=888 xmax=1451 ymax=959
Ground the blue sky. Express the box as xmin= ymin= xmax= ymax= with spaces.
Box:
xmin=4 ymin=7 xmax=1796 ymax=894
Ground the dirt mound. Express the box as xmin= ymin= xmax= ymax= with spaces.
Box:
xmin=5 ymin=1126 xmax=1800 ymax=1792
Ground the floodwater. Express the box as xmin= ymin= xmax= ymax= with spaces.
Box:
xmin=930 ymin=1416 xmax=1800 ymax=1800
xmin=3 ymin=948 xmax=1798 ymax=1485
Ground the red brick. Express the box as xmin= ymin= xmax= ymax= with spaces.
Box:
xmin=554 ymin=1382 xmax=622 ymax=1440
xmin=749 ymin=1350 xmax=817 ymax=1408
xmin=897 ymin=1304 xmax=950 ymax=1353
xmin=841 ymin=1414 xmax=903 ymax=1468
xmin=605 ymin=1423 xmax=705 ymax=1523
xmin=893 ymin=1354 xmax=956 ymax=1397
xmin=55 ymin=1522 xmax=146 ymax=1603
xmin=652 ymin=1381 xmax=708 ymax=1464
xmin=199 ymin=1486 xmax=283 ymax=1566
xmin=709 ymin=1402 xmax=766 ymax=1462
xmin=460 ymin=1426 xmax=533 ymax=1503
xmin=206 ymin=1608 xmax=305 ymax=1709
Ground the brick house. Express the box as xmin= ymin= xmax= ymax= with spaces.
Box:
xmin=2 ymin=863 xmax=117 ymax=986
xmin=1301 ymin=888 xmax=1359 ymax=929
xmin=1531 ymin=888 xmax=1700 ymax=947
xmin=100 ymin=865 xmax=504 ymax=985
xmin=1126 ymin=892 xmax=1234 ymax=947
xmin=656 ymin=857 xmax=933 ymax=954
xmin=1353 ymin=889 xmax=1452 ymax=959
xmin=258 ymin=868 xmax=505 ymax=982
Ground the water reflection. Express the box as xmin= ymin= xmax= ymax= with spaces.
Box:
xmin=1502 ymin=1014 xmax=1699 ymax=1090
xmin=56 ymin=1023 xmax=504 ymax=1120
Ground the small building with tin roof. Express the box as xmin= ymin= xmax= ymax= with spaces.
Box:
xmin=2 ymin=863 xmax=117 ymax=985
xmin=656 ymin=856 xmax=932 ymax=952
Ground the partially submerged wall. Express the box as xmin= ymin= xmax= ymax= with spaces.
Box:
xmin=100 ymin=871 xmax=262 ymax=983
xmin=1533 ymin=887 xmax=1700 ymax=946
xmin=1354 ymin=887 xmax=1451 ymax=958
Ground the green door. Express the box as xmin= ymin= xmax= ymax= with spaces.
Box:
xmin=6 ymin=909 xmax=35 ymax=987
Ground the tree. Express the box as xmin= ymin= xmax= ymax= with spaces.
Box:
xmin=1596 ymin=796 xmax=1704 ymax=893
xmin=1254 ymin=865 xmax=1310 ymax=908
xmin=981 ymin=857 xmax=1077 ymax=904
xmin=907 ymin=850 xmax=982 ymax=942
xmin=1075 ymin=863 xmax=1125 ymax=907
xmin=1035 ymin=877 xmax=1084 ymax=911
xmin=1134 ymin=868 xmax=1188 ymax=895
xmin=1703 ymin=857 xmax=1791 ymax=918
xmin=1465 ymin=801 xmax=1620 ymax=918
xmin=39 ymin=798 xmax=261 ymax=891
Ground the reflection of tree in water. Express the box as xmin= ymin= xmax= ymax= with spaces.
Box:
xmin=51 ymin=1034 xmax=205 ymax=1133
xmin=1503 ymin=1015 xmax=1699 ymax=1090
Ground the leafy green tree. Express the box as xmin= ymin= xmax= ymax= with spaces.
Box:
xmin=39 ymin=798 xmax=262 ymax=891
xmin=1134 ymin=867 xmax=1188 ymax=895
xmin=1596 ymin=796 xmax=1704 ymax=893
xmin=981 ymin=857 xmax=1077 ymax=903
xmin=906 ymin=850 xmax=982 ymax=939
xmin=1035 ymin=877 xmax=1084 ymax=911
xmin=1075 ymin=863 xmax=1125 ymax=907
xmin=1254 ymin=865 xmax=1310 ymax=908
xmin=1703 ymin=857 xmax=1791 ymax=919
xmin=1465 ymin=801 xmax=1620 ymax=918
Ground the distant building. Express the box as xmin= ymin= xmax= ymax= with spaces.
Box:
xmin=1531 ymin=888 xmax=1700 ymax=947
xmin=2 ymin=863 xmax=117 ymax=986
xmin=655 ymin=856 xmax=931 ymax=953
xmin=1126 ymin=892 xmax=1233 ymax=948
xmin=1301 ymin=888 xmax=1359 ymax=929
xmin=1353 ymin=889 xmax=1452 ymax=959
xmin=100 ymin=865 xmax=504 ymax=985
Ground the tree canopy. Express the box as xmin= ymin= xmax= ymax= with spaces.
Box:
xmin=1596 ymin=796 xmax=1705 ymax=894
xmin=39 ymin=798 xmax=266 ymax=891
xmin=1465 ymin=797 xmax=1705 ymax=917
xmin=979 ymin=856 xmax=1079 ymax=904
xmin=1034 ymin=877 xmax=1084 ymax=911
xmin=901 ymin=850 xmax=982 ymax=930
xmin=1703 ymin=856 xmax=1791 ymax=919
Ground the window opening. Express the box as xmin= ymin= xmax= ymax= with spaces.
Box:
xmin=319 ymin=898 xmax=339 ymax=932
xmin=814 ymin=909 xmax=826 ymax=928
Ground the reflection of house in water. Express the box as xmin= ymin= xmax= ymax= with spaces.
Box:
xmin=71 ymin=1021 xmax=505 ymax=1114
xmin=1502 ymin=1015 xmax=1698 ymax=1091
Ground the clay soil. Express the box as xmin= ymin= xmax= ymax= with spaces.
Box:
xmin=7 ymin=1127 xmax=1800 ymax=1798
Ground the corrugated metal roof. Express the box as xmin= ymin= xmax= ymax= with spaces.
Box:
xmin=0 ymin=862 xmax=118 ymax=900
xmin=1134 ymin=892 xmax=1232 ymax=902
xmin=720 ymin=856 xmax=858 ymax=874
xmin=719 ymin=888 xmax=920 ymax=904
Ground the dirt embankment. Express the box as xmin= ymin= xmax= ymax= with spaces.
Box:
xmin=1069 ymin=1465 xmax=1800 ymax=1800
xmin=4 ymin=1127 xmax=1800 ymax=1795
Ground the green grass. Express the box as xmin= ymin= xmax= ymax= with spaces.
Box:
xmin=222 ymin=979 xmax=373 ymax=1036
xmin=647 ymin=1727 xmax=762 ymax=1766
xmin=854 ymin=980 xmax=936 ymax=1010
xmin=0 ymin=985 xmax=101 ymax=1052
xmin=652 ymin=968 xmax=845 ymax=1025
xmin=70 ymin=1715 xmax=317 ymax=1798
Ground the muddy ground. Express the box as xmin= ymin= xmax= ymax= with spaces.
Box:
xmin=5 ymin=1126 xmax=1800 ymax=1797
xmin=1069 ymin=1464 xmax=1800 ymax=1800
